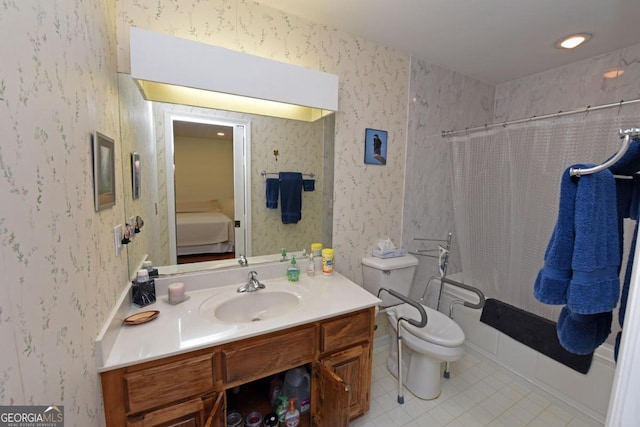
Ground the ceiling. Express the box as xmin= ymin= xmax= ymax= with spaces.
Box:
xmin=173 ymin=121 xmax=233 ymax=141
xmin=256 ymin=0 xmax=640 ymax=85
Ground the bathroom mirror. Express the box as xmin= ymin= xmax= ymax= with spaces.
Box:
xmin=118 ymin=73 xmax=335 ymax=278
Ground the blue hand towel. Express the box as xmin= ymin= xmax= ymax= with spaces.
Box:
xmin=279 ymin=172 xmax=303 ymax=224
xmin=534 ymin=168 xmax=577 ymax=305
xmin=302 ymin=179 xmax=315 ymax=192
xmin=265 ymin=178 xmax=279 ymax=209
xmin=557 ymin=307 xmax=612 ymax=355
xmin=631 ymin=176 xmax=640 ymax=220
xmin=567 ymin=167 xmax=620 ymax=314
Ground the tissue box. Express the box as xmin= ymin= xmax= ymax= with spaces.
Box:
xmin=372 ymin=248 xmax=407 ymax=259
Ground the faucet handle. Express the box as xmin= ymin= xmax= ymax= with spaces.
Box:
xmin=248 ymin=270 xmax=258 ymax=280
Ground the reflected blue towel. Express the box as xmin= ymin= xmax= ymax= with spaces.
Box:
xmin=279 ymin=172 xmax=303 ymax=224
xmin=302 ymin=179 xmax=315 ymax=192
xmin=266 ymin=178 xmax=279 ymax=209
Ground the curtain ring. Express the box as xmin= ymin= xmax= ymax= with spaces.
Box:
xmin=583 ymin=105 xmax=591 ymax=119
xmin=618 ymin=100 xmax=624 ymax=116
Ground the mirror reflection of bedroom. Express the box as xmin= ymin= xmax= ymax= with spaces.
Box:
xmin=173 ymin=120 xmax=238 ymax=264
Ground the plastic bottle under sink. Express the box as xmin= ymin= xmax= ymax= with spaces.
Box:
xmin=282 ymin=367 xmax=311 ymax=414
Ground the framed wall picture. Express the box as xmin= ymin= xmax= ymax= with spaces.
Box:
xmin=93 ymin=131 xmax=116 ymax=211
xmin=364 ymin=128 xmax=387 ymax=165
xmin=131 ymin=152 xmax=141 ymax=199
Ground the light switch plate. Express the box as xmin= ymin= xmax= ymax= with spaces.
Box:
xmin=114 ymin=224 xmax=123 ymax=256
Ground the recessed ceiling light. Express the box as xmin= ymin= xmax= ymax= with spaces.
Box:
xmin=217 ymin=132 xmax=225 ymax=136
xmin=555 ymin=33 xmax=591 ymax=49
xmin=603 ymin=68 xmax=624 ymax=79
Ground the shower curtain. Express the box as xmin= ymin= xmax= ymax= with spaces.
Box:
xmin=448 ymin=107 xmax=640 ymax=323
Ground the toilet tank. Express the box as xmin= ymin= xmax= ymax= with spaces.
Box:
xmin=361 ymin=254 xmax=419 ymax=307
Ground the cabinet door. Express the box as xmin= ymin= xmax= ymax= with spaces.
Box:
xmin=311 ymin=362 xmax=349 ymax=427
xmin=320 ymin=343 xmax=371 ymax=419
xmin=204 ymin=392 xmax=225 ymax=427
xmin=127 ymin=397 xmax=206 ymax=427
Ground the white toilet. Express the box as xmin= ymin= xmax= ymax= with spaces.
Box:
xmin=362 ymin=254 xmax=465 ymax=400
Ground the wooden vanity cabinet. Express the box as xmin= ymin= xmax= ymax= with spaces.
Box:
xmin=100 ymin=307 xmax=374 ymax=427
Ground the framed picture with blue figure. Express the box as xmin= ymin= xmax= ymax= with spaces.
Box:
xmin=364 ymin=128 xmax=387 ymax=165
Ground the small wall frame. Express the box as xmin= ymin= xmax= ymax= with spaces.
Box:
xmin=364 ymin=128 xmax=387 ymax=165
xmin=93 ymin=131 xmax=116 ymax=211
xmin=131 ymin=152 xmax=141 ymax=200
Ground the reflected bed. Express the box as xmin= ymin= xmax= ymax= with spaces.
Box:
xmin=175 ymin=200 xmax=234 ymax=255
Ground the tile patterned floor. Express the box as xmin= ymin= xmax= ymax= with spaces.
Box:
xmin=349 ymin=345 xmax=600 ymax=427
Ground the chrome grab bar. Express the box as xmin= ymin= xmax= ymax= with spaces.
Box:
xmin=378 ymin=287 xmax=427 ymax=328
xmin=377 ymin=287 xmax=428 ymax=404
xmin=440 ymin=277 xmax=486 ymax=310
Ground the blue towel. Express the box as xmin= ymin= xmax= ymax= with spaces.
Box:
xmin=631 ymin=177 xmax=640 ymax=220
xmin=279 ymin=172 xmax=303 ymax=224
xmin=557 ymin=307 xmax=612 ymax=355
xmin=302 ymin=179 xmax=315 ymax=192
xmin=266 ymin=178 xmax=279 ymax=209
xmin=534 ymin=168 xmax=577 ymax=305
xmin=535 ymin=165 xmax=621 ymax=355
xmin=567 ymin=167 xmax=620 ymax=314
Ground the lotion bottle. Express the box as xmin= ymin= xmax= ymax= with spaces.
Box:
xmin=307 ymin=253 xmax=315 ymax=276
xmin=284 ymin=397 xmax=300 ymax=427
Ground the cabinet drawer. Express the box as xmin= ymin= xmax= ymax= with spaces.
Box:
xmin=320 ymin=310 xmax=372 ymax=353
xmin=124 ymin=354 xmax=216 ymax=414
xmin=222 ymin=325 xmax=315 ymax=383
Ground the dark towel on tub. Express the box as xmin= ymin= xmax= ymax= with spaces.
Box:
xmin=279 ymin=172 xmax=303 ymax=224
xmin=265 ymin=178 xmax=279 ymax=209
xmin=480 ymin=298 xmax=593 ymax=374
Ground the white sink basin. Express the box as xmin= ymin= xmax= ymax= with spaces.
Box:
xmin=200 ymin=286 xmax=307 ymax=323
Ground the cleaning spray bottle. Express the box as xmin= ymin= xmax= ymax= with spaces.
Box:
xmin=276 ymin=395 xmax=289 ymax=423
xmin=284 ymin=397 xmax=300 ymax=427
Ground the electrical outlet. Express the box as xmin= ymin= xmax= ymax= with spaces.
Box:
xmin=114 ymin=224 xmax=123 ymax=256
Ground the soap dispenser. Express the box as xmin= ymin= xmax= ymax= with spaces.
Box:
xmin=287 ymin=255 xmax=300 ymax=282
xmin=284 ymin=397 xmax=300 ymax=427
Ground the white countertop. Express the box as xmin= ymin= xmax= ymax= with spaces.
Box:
xmin=96 ymin=265 xmax=381 ymax=372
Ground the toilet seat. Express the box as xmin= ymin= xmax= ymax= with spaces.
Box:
xmin=390 ymin=303 xmax=465 ymax=347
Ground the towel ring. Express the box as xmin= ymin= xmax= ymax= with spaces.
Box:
xmin=569 ymin=128 xmax=640 ymax=177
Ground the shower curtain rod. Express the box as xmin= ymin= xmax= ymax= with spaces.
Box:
xmin=441 ymin=98 xmax=640 ymax=138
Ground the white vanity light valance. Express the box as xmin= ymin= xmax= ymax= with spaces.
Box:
xmin=130 ymin=27 xmax=339 ymax=122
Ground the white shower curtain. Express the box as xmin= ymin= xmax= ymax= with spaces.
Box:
xmin=448 ymin=108 xmax=640 ymax=321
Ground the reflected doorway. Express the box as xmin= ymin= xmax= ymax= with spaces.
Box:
xmin=164 ymin=113 xmax=249 ymax=264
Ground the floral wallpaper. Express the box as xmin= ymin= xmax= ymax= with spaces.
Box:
xmin=118 ymin=73 xmax=165 ymax=275
xmin=0 ymin=0 xmax=126 ymax=424
xmin=116 ymin=0 xmax=411 ymax=285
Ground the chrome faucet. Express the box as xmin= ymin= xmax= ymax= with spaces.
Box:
xmin=238 ymin=254 xmax=248 ymax=266
xmin=237 ymin=271 xmax=265 ymax=293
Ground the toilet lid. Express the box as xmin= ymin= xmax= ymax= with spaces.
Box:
xmin=393 ymin=303 xmax=465 ymax=347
